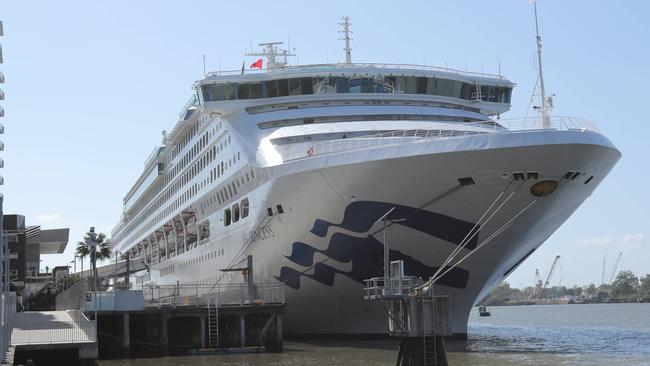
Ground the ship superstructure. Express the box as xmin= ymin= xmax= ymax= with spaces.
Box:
xmin=111 ymin=18 xmax=619 ymax=338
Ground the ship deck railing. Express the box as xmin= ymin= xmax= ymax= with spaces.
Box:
xmin=136 ymin=283 xmax=285 ymax=308
xmin=205 ymin=62 xmax=507 ymax=79
xmin=282 ymin=116 xmax=600 ymax=162
xmin=363 ymin=276 xmax=425 ymax=301
xmin=10 ymin=311 xmax=97 ymax=346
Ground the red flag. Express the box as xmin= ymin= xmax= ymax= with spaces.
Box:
xmin=250 ymin=58 xmax=263 ymax=69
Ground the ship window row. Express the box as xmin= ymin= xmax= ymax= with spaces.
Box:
xmin=178 ymin=249 xmax=225 ymax=270
xmin=224 ymin=197 xmax=249 ymax=227
xmin=175 ymin=274 xmax=232 ymax=287
xmin=169 ymin=120 xmax=200 ymax=162
xmin=124 ymin=129 xmax=231 ymax=224
xmin=141 ymin=164 xmax=252 ymax=264
xmin=128 ymin=119 xmax=225 ymax=220
xmin=201 ymin=76 xmax=512 ymax=104
xmin=115 ymin=131 xmax=243 ymax=251
xmin=199 ymin=167 xmax=254 ymax=218
xmin=126 ymin=129 xmax=211 ymax=218
xmin=160 ymin=265 xmax=175 ymax=277
xmin=118 ymin=158 xmax=251 ymax=259
xmin=140 ymin=167 xmax=254 ymax=266
xmin=138 ymin=217 xmax=213 ymax=265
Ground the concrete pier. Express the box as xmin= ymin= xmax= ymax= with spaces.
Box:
xmin=86 ymin=298 xmax=284 ymax=358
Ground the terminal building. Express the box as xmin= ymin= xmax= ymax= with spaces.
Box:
xmin=2 ymin=214 xmax=69 ymax=303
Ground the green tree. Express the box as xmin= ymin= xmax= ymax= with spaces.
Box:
xmin=638 ymin=275 xmax=650 ymax=298
xmin=611 ymin=270 xmax=639 ymax=299
xmin=482 ymin=281 xmax=518 ymax=305
xmin=585 ymin=283 xmax=597 ymax=296
xmin=76 ymin=229 xmax=111 ymax=290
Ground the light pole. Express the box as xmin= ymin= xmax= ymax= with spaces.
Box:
xmin=69 ymin=258 xmax=76 ymax=273
xmin=84 ymin=227 xmax=100 ymax=322
xmin=114 ymin=250 xmax=120 ymax=291
xmin=85 ymin=226 xmax=98 ymax=292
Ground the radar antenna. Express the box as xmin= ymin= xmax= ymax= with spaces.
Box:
xmin=338 ymin=16 xmax=353 ymax=64
xmin=246 ymin=42 xmax=295 ymax=69
xmin=531 ymin=0 xmax=553 ymax=127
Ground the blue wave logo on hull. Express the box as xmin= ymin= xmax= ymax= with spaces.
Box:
xmin=276 ymin=201 xmax=475 ymax=290
xmin=311 ymin=201 xmax=478 ymax=249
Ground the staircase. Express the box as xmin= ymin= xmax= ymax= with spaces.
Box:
xmin=207 ymin=303 xmax=219 ymax=349
xmin=424 ymin=336 xmax=435 ymax=366
xmin=423 ymin=336 xmax=447 ymax=366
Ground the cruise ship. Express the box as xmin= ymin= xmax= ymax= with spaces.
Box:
xmin=110 ymin=17 xmax=620 ymax=339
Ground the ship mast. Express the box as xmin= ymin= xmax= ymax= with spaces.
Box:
xmin=339 ymin=16 xmax=353 ymax=65
xmin=532 ymin=0 xmax=552 ymax=127
xmin=246 ymin=42 xmax=295 ymax=70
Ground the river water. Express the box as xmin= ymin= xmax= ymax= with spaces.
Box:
xmin=99 ymin=303 xmax=650 ymax=366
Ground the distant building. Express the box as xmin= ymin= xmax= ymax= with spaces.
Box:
xmin=52 ymin=265 xmax=70 ymax=282
xmin=2 ymin=214 xmax=69 ymax=298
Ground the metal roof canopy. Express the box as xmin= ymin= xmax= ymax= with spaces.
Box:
xmin=26 ymin=228 xmax=70 ymax=254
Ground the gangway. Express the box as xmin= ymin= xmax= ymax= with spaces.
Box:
xmin=10 ymin=310 xmax=97 ymax=361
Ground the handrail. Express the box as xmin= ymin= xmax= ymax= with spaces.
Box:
xmin=137 ymin=283 xmax=285 ymax=308
xmin=11 ymin=320 xmax=97 ymax=345
xmin=204 ymin=62 xmax=506 ymax=80
xmin=363 ymin=276 xmax=424 ymax=300
xmin=282 ymin=116 xmax=600 ymax=162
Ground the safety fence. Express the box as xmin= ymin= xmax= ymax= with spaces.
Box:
xmin=282 ymin=116 xmax=600 ymax=161
xmin=137 ymin=283 xmax=285 ymax=308
xmin=1 ymin=292 xmax=16 ymax=358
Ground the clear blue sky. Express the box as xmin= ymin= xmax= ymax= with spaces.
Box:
xmin=1 ymin=1 xmax=648 ymax=288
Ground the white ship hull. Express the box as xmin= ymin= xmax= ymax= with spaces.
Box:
xmin=148 ymin=129 xmax=619 ymax=337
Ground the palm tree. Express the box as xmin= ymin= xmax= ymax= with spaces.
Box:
xmin=76 ymin=228 xmax=111 ymax=290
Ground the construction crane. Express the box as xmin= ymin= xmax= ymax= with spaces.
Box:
xmin=540 ymin=255 xmax=561 ymax=299
xmin=609 ymin=252 xmax=623 ymax=284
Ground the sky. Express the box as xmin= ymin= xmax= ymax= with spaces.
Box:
xmin=1 ymin=0 xmax=648 ymax=288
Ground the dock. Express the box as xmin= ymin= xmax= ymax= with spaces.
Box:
xmin=51 ymin=254 xmax=285 ymax=360
xmin=83 ymin=283 xmax=285 ymax=358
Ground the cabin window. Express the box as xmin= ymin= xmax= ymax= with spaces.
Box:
xmin=241 ymin=198 xmax=250 ymax=218
xmin=223 ymin=82 xmax=236 ymax=100
xmin=289 ymin=78 xmax=302 ymax=95
xmin=238 ymin=83 xmax=250 ymax=99
xmin=250 ymin=82 xmax=262 ymax=98
xmin=417 ymin=77 xmax=428 ymax=94
xmin=312 ymin=77 xmax=326 ymax=94
xmin=224 ymin=208 xmax=231 ymax=226
xmin=201 ymin=75 xmax=511 ymax=103
xmin=395 ymin=76 xmax=407 ymax=93
xmin=300 ymin=77 xmax=313 ymax=94
xmin=265 ymin=80 xmax=278 ymax=97
xmin=405 ymin=76 xmax=419 ymax=94
xmin=277 ymin=79 xmax=289 ymax=97
xmin=232 ymin=203 xmax=240 ymax=222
